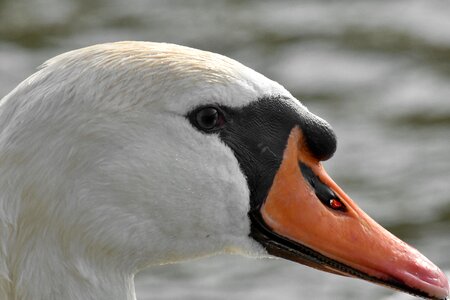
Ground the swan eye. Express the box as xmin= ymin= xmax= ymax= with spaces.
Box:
xmin=193 ymin=106 xmax=225 ymax=132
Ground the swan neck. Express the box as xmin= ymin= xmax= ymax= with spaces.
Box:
xmin=2 ymin=234 xmax=137 ymax=300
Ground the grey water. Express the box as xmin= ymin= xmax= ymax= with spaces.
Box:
xmin=0 ymin=0 xmax=449 ymax=299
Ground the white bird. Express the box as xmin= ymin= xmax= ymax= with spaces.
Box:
xmin=0 ymin=41 xmax=447 ymax=300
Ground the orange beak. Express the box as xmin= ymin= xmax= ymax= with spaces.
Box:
xmin=251 ymin=127 xmax=449 ymax=300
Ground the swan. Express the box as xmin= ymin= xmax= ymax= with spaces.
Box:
xmin=0 ymin=41 xmax=447 ymax=300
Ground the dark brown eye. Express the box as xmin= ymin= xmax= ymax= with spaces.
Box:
xmin=194 ymin=106 xmax=225 ymax=132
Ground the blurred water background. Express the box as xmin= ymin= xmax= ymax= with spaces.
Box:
xmin=0 ymin=0 xmax=449 ymax=299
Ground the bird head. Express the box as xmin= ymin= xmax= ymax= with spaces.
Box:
xmin=3 ymin=41 xmax=447 ymax=299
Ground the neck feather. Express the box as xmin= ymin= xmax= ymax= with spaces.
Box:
xmin=0 ymin=228 xmax=136 ymax=300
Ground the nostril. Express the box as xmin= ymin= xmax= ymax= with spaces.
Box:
xmin=299 ymin=162 xmax=346 ymax=212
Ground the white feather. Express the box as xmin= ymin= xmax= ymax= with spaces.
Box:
xmin=0 ymin=41 xmax=298 ymax=299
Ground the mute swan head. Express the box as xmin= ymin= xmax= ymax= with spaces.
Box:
xmin=0 ymin=42 xmax=447 ymax=300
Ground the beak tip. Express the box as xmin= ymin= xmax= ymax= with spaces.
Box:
xmin=416 ymin=270 xmax=448 ymax=300
xmin=390 ymin=261 xmax=449 ymax=300
xmin=416 ymin=259 xmax=449 ymax=299
xmin=438 ymin=272 xmax=449 ymax=300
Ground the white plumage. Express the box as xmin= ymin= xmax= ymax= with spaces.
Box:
xmin=1 ymin=42 xmax=447 ymax=300
xmin=0 ymin=41 xmax=295 ymax=300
